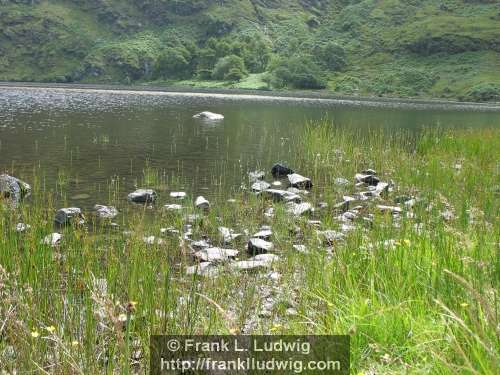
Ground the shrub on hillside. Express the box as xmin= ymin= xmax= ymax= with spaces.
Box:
xmin=464 ymin=84 xmax=500 ymax=102
xmin=269 ymin=56 xmax=326 ymax=89
xmin=211 ymin=55 xmax=247 ymax=81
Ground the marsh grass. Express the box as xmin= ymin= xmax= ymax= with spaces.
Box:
xmin=0 ymin=123 xmax=498 ymax=373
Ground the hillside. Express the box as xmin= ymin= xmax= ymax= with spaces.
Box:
xmin=1 ymin=0 xmax=499 ymax=101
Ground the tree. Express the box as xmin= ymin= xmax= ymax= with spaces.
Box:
xmin=211 ymin=55 xmax=247 ymax=81
xmin=270 ymin=56 xmax=326 ymax=89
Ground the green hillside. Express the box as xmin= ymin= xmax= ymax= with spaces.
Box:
xmin=1 ymin=0 xmax=499 ymax=101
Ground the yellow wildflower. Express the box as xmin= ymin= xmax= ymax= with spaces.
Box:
xmin=31 ymin=331 xmax=40 ymax=338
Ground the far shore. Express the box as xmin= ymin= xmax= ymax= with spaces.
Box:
xmin=1 ymin=81 xmax=499 ymax=112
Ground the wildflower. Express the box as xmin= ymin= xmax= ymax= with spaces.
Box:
xmin=31 ymin=331 xmax=40 ymax=338
xmin=46 ymin=325 xmax=56 ymax=333
xmin=460 ymin=302 xmax=469 ymax=308
xmin=71 ymin=341 xmax=79 ymax=347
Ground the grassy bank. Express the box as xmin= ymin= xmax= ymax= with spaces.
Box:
xmin=0 ymin=124 xmax=499 ymax=373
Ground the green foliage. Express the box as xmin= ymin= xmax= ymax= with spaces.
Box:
xmin=313 ymin=41 xmax=347 ymax=71
xmin=464 ymin=83 xmax=500 ymax=102
xmin=211 ymin=55 xmax=247 ymax=81
xmin=369 ymin=67 xmax=439 ymax=96
xmin=270 ymin=56 xmax=326 ymax=89
xmin=155 ymin=46 xmax=194 ymax=79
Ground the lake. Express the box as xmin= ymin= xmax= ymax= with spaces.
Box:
xmin=1 ymin=86 xmax=499 ymax=209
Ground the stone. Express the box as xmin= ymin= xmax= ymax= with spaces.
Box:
xmin=272 ymin=181 xmax=282 ymax=186
xmin=186 ymin=262 xmax=220 ymax=278
xmin=293 ymin=244 xmax=308 ymax=253
xmin=249 ymin=253 xmax=280 ymax=264
xmin=318 ymin=230 xmax=345 ymax=244
xmin=334 ymin=177 xmax=350 ymax=186
xmin=0 ymin=174 xmax=31 ymax=203
xmin=189 ymin=240 xmax=211 ymax=250
xmin=251 ymin=181 xmax=271 ymax=192
xmin=377 ymin=205 xmax=403 ymax=215
xmin=143 ymin=236 xmax=165 ymax=245
xmin=55 ymin=207 xmax=85 ymax=225
xmin=16 ymin=223 xmax=31 ymax=232
xmin=271 ymin=163 xmax=294 ymax=178
xmin=170 ymin=192 xmax=186 ymax=199
xmin=193 ymin=111 xmax=224 ymax=120
xmin=355 ymin=173 xmax=380 ymax=186
xmin=218 ymin=227 xmax=242 ymax=243
xmin=261 ymin=189 xmax=301 ymax=203
xmin=248 ymin=170 xmax=265 ymax=182
xmin=195 ymin=196 xmax=210 ymax=209
xmin=374 ymin=182 xmax=389 ymax=196
xmin=252 ymin=229 xmax=272 ymax=241
xmin=288 ymin=173 xmax=313 ymax=189
xmin=128 ymin=189 xmax=156 ymax=203
xmin=248 ymin=238 xmax=274 ymax=254
xmin=94 ymin=205 xmax=118 ymax=219
xmin=361 ymin=169 xmax=377 ymax=175
xmin=286 ymin=202 xmax=313 ymax=216
xmin=194 ymin=247 xmax=238 ymax=262
xmin=164 ymin=204 xmax=183 ymax=211
xmin=264 ymin=207 xmax=274 ymax=218
xmin=42 ymin=233 xmax=62 ymax=247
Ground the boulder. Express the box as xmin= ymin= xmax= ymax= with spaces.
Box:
xmin=218 ymin=227 xmax=242 ymax=243
xmin=194 ymin=247 xmax=238 ymax=262
xmin=193 ymin=111 xmax=224 ymax=120
xmin=252 ymin=229 xmax=272 ymax=241
xmin=94 ymin=205 xmax=118 ymax=219
xmin=248 ymin=238 xmax=274 ymax=254
xmin=286 ymin=202 xmax=313 ymax=216
xmin=248 ymin=170 xmax=265 ymax=182
xmin=0 ymin=174 xmax=31 ymax=203
xmin=288 ymin=173 xmax=313 ymax=189
xmin=55 ymin=207 xmax=85 ymax=226
xmin=271 ymin=163 xmax=294 ymax=178
xmin=195 ymin=196 xmax=210 ymax=209
xmin=355 ymin=173 xmax=380 ymax=186
xmin=128 ymin=189 xmax=156 ymax=203
xmin=251 ymin=181 xmax=271 ymax=192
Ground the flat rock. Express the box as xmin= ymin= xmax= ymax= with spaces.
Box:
xmin=55 ymin=207 xmax=85 ymax=225
xmin=194 ymin=247 xmax=238 ymax=262
xmin=128 ymin=189 xmax=156 ymax=203
xmin=377 ymin=205 xmax=402 ymax=214
xmin=355 ymin=173 xmax=380 ymax=186
xmin=164 ymin=204 xmax=183 ymax=211
xmin=193 ymin=111 xmax=224 ymax=120
xmin=232 ymin=254 xmax=279 ymax=271
xmin=261 ymin=189 xmax=301 ymax=203
xmin=286 ymin=202 xmax=313 ymax=216
xmin=248 ymin=238 xmax=274 ymax=254
xmin=252 ymin=229 xmax=272 ymax=240
xmin=288 ymin=173 xmax=313 ymax=189
xmin=195 ymin=196 xmax=210 ymax=209
xmin=271 ymin=163 xmax=294 ymax=178
xmin=170 ymin=192 xmax=186 ymax=199
xmin=186 ymin=262 xmax=220 ymax=278
xmin=251 ymin=181 xmax=271 ymax=192
xmin=94 ymin=205 xmax=118 ymax=219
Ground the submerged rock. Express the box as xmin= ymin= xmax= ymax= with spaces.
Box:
xmin=195 ymin=196 xmax=210 ymax=209
xmin=128 ymin=189 xmax=156 ymax=203
xmin=248 ymin=238 xmax=274 ymax=254
xmin=288 ymin=173 xmax=313 ymax=189
xmin=94 ymin=205 xmax=118 ymax=219
xmin=251 ymin=180 xmax=271 ymax=192
xmin=271 ymin=163 xmax=294 ymax=178
xmin=0 ymin=174 xmax=31 ymax=204
xmin=193 ymin=111 xmax=224 ymax=120
xmin=55 ymin=207 xmax=85 ymax=225
xmin=194 ymin=247 xmax=238 ymax=262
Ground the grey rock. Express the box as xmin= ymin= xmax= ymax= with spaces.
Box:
xmin=0 ymin=174 xmax=31 ymax=203
xmin=318 ymin=230 xmax=345 ymax=244
xmin=252 ymin=229 xmax=272 ymax=241
xmin=288 ymin=173 xmax=313 ymax=189
xmin=94 ymin=204 xmax=118 ymax=219
xmin=189 ymin=239 xmax=211 ymax=250
xmin=195 ymin=196 xmax=210 ymax=209
xmin=248 ymin=170 xmax=265 ymax=182
xmin=361 ymin=169 xmax=377 ymax=175
xmin=374 ymin=182 xmax=389 ymax=196
xmin=193 ymin=111 xmax=224 ymax=120
xmin=194 ymin=247 xmax=238 ymax=262
xmin=218 ymin=226 xmax=242 ymax=243
xmin=164 ymin=204 xmax=183 ymax=211
xmin=261 ymin=189 xmax=301 ymax=203
xmin=251 ymin=180 xmax=271 ymax=192
xmin=128 ymin=189 xmax=156 ymax=203
xmin=55 ymin=207 xmax=85 ymax=225
xmin=377 ymin=205 xmax=403 ymax=215
xmin=271 ymin=163 xmax=294 ymax=178
xmin=293 ymin=244 xmax=308 ymax=253
xmin=286 ymin=202 xmax=313 ymax=216
xmin=231 ymin=254 xmax=278 ymax=271
xmin=186 ymin=262 xmax=220 ymax=278
xmin=170 ymin=192 xmax=186 ymax=199
xmin=42 ymin=233 xmax=62 ymax=247
xmin=355 ymin=173 xmax=380 ymax=186
xmin=248 ymin=238 xmax=274 ymax=254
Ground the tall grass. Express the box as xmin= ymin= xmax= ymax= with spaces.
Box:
xmin=0 ymin=123 xmax=498 ymax=373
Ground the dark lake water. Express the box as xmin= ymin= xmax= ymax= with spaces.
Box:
xmin=1 ymin=86 xmax=499 ymax=209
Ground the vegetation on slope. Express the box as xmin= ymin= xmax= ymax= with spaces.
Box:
xmin=0 ymin=0 xmax=499 ymax=101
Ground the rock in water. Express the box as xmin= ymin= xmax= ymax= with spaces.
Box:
xmin=55 ymin=208 xmax=85 ymax=225
xmin=271 ymin=163 xmax=294 ymax=178
xmin=193 ymin=111 xmax=224 ymax=120
xmin=94 ymin=205 xmax=118 ymax=219
xmin=0 ymin=174 xmax=31 ymax=203
xmin=288 ymin=173 xmax=313 ymax=189
xmin=195 ymin=196 xmax=210 ymax=209
xmin=248 ymin=238 xmax=274 ymax=254
xmin=251 ymin=181 xmax=271 ymax=192
xmin=128 ymin=189 xmax=156 ymax=203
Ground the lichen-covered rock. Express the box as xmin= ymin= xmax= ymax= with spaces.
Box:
xmin=94 ymin=204 xmax=118 ymax=219
xmin=0 ymin=174 xmax=31 ymax=204
xmin=55 ymin=207 xmax=85 ymax=225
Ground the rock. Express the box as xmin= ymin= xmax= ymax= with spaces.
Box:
xmin=94 ymin=205 xmax=118 ymax=219
xmin=161 ymin=227 xmax=180 ymax=236
xmin=271 ymin=163 xmax=294 ymax=178
xmin=261 ymin=189 xmax=301 ymax=203
xmin=186 ymin=262 xmax=220 ymax=278
xmin=251 ymin=181 xmax=271 ymax=192
xmin=377 ymin=205 xmax=402 ymax=215
xmin=318 ymin=230 xmax=345 ymax=245
xmin=248 ymin=238 xmax=274 ymax=254
xmin=143 ymin=236 xmax=165 ymax=245
xmin=318 ymin=202 xmax=328 ymax=209
xmin=264 ymin=207 xmax=274 ymax=218
xmin=189 ymin=240 xmax=211 ymax=250
xmin=170 ymin=192 xmax=186 ymax=199
xmin=164 ymin=204 xmax=183 ymax=211
xmin=218 ymin=227 xmax=242 ymax=243
xmin=374 ymin=182 xmax=389 ymax=196
xmin=55 ymin=207 xmax=85 ymax=225
xmin=42 ymin=233 xmax=62 ymax=247
xmin=361 ymin=169 xmax=377 ymax=175
xmin=250 ymin=253 xmax=280 ymax=263
xmin=195 ymin=196 xmax=210 ymax=209
xmin=128 ymin=189 xmax=156 ymax=203
xmin=307 ymin=220 xmax=322 ymax=227
xmin=232 ymin=253 xmax=279 ymax=271
xmin=334 ymin=177 xmax=350 ymax=186
xmin=355 ymin=173 xmax=380 ymax=186
xmin=0 ymin=174 xmax=31 ymax=203
xmin=193 ymin=111 xmax=224 ymax=120
xmin=293 ymin=244 xmax=308 ymax=253
xmin=272 ymin=181 xmax=282 ymax=186
xmin=194 ymin=247 xmax=238 ymax=262
xmin=288 ymin=173 xmax=313 ymax=189
xmin=252 ymin=229 xmax=272 ymax=241
xmin=286 ymin=202 xmax=313 ymax=216
xmin=248 ymin=170 xmax=265 ymax=182
xmin=16 ymin=223 xmax=31 ymax=232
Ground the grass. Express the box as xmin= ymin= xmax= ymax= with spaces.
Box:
xmin=0 ymin=123 xmax=499 ymax=373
